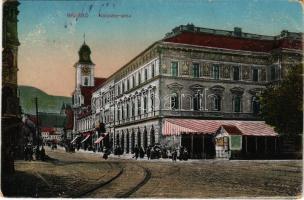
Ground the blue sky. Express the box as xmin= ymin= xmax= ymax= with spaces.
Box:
xmin=18 ymin=0 xmax=303 ymax=96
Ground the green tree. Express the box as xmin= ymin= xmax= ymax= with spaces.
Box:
xmin=260 ymin=64 xmax=303 ymax=135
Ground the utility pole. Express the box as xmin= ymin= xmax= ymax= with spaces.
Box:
xmin=35 ymin=97 xmax=40 ymax=147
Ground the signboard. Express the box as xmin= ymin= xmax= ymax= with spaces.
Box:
xmin=229 ymin=135 xmax=242 ymax=150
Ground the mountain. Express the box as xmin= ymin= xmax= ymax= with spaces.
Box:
xmin=18 ymin=85 xmax=72 ymax=115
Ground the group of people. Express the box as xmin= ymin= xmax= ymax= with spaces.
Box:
xmin=23 ymin=143 xmax=46 ymax=161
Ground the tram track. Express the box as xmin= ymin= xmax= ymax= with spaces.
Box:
xmin=74 ymin=162 xmax=152 ymax=198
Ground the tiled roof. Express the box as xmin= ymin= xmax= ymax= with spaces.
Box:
xmin=163 ymin=31 xmax=302 ymax=52
xmin=163 ymin=118 xmax=278 ymax=136
xmin=80 ymin=77 xmax=106 ymax=106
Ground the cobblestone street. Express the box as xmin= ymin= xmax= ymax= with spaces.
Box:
xmin=3 ymin=147 xmax=302 ymax=198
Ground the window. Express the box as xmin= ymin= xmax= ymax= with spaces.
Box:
xmin=126 ymin=103 xmax=130 ymax=118
xmin=151 ymin=64 xmax=155 ymax=77
xmin=137 ymin=98 xmax=141 ymax=116
xmin=117 ymin=85 xmax=121 ymax=95
xmin=143 ymin=96 xmax=147 ymax=114
xmin=138 ymin=72 xmax=141 ymax=85
xmin=171 ymin=62 xmax=178 ymax=77
xmin=122 ymin=82 xmax=125 ymax=93
xmin=131 ymin=101 xmax=135 ymax=117
xmin=212 ymin=95 xmax=221 ymax=111
xmin=132 ymin=75 xmax=135 ymax=87
xmin=234 ymin=96 xmax=241 ymax=112
xmin=171 ymin=92 xmax=179 ymax=110
xmin=271 ymin=66 xmax=276 ymax=81
xmin=253 ymin=69 xmax=259 ymax=82
xmin=127 ymin=79 xmax=130 ymax=91
xmin=233 ymin=66 xmax=240 ymax=81
xmin=151 ymin=93 xmax=154 ymax=111
xmin=192 ymin=63 xmax=200 ymax=78
xmin=121 ymin=105 xmax=125 ymax=119
xmin=144 ymin=68 xmax=148 ymax=81
xmin=117 ymin=106 xmax=120 ymax=120
xmin=84 ymin=77 xmax=88 ymax=86
xmin=193 ymin=91 xmax=201 ymax=111
xmin=252 ymin=96 xmax=260 ymax=115
xmin=213 ymin=65 xmax=220 ymax=79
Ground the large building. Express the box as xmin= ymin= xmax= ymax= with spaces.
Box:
xmin=72 ymin=24 xmax=302 ymax=159
xmin=2 ymin=0 xmax=22 ymax=173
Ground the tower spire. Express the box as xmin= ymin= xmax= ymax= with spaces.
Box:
xmin=83 ymin=33 xmax=86 ymax=44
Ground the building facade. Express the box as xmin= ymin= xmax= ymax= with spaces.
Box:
xmin=73 ymin=24 xmax=303 ymax=158
xmin=2 ymin=0 xmax=23 ymax=173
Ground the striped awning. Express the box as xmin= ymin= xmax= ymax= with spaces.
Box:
xmin=162 ymin=118 xmax=278 ymax=137
xmin=70 ymin=136 xmax=80 ymax=144
xmin=81 ymin=134 xmax=91 ymax=143
xmin=94 ymin=133 xmax=109 ymax=144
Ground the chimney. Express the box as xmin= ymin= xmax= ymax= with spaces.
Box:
xmin=234 ymin=27 xmax=242 ymax=37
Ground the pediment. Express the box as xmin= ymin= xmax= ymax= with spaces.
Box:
xmin=210 ymin=85 xmax=225 ymax=93
xmin=167 ymin=82 xmax=183 ymax=90
xmin=248 ymin=88 xmax=264 ymax=96
xmin=189 ymin=84 xmax=204 ymax=91
xmin=230 ymin=87 xmax=244 ymax=95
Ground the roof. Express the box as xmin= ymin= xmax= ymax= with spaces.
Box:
xmin=164 ymin=31 xmax=302 ymax=52
xmin=80 ymin=77 xmax=106 ymax=106
xmin=163 ymin=118 xmax=278 ymax=136
xmin=41 ymin=127 xmax=55 ymax=133
xmin=220 ymin=125 xmax=243 ymax=135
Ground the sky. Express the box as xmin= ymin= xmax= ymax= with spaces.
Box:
xmin=17 ymin=0 xmax=303 ymax=97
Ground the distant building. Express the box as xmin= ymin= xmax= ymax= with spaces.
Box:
xmin=72 ymin=24 xmax=303 ymax=159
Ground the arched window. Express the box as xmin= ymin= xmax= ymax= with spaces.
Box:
xmin=171 ymin=92 xmax=179 ymax=110
xmin=193 ymin=91 xmax=201 ymax=111
xmin=131 ymin=130 xmax=135 ymax=153
xmin=137 ymin=129 xmax=141 ymax=147
xmin=126 ymin=131 xmax=130 ymax=153
xmin=234 ymin=96 xmax=241 ymax=112
xmin=143 ymin=128 xmax=148 ymax=150
xmin=212 ymin=95 xmax=221 ymax=111
xmin=151 ymin=93 xmax=155 ymax=111
xmin=252 ymin=96 xmax=260 ymax=115
xmin=150 ymin=127 xmax=155 ymax=146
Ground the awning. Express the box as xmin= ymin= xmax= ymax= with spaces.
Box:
xmin=163 ymin=118 xmax=278 ymax=136
xmin=94 ymin=133 xmax=109 ymax=144
xmin=81 ymin=134 xmax=91 ymax=143
xmin=70 ymin=136 xmax=80 ymax=144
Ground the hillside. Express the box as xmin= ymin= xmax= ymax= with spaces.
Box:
xmin=18 ymin=85 xmax=72 ymax=115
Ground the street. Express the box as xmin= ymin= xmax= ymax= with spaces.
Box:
xmin=3 ymin=147 xmax=302 ymax=198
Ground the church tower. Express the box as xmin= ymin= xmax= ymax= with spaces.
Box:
xmin=74 ymin=39 xmax=95 ymax=89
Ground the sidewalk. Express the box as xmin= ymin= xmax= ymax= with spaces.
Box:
xmin=55 ymin=146 xmax=299 ymax=163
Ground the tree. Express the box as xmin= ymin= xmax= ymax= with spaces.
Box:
xmin=260 ymin=64 xmax=303 ymax=135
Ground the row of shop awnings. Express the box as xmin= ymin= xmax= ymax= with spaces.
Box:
xmin=70 ymin=132 xmax=109 ymax=144
xmin=162 ymin=119 xmax=278 ymax=136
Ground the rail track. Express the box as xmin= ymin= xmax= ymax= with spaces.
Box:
xmin=74 ymin=162 xmax=152 ymax=198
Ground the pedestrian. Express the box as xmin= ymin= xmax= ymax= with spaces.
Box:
xmin=146 ymin=146 xmax=151 ymax=160
xmin=40 ymin=146 xmax=46 ymax=161
xmin=172 ymin=149 xmax=177 ymax=162
xmin=134 ymin=145 xmax=139 ymax=160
